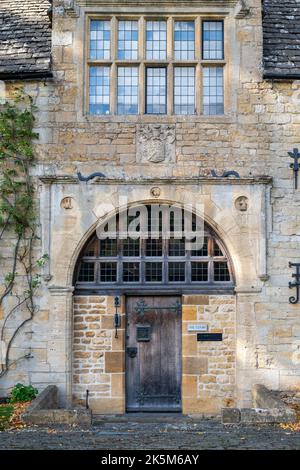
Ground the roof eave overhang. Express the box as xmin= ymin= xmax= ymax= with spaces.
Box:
xmin=263 ymin=72 xmax=300 ymax=81
xmin=0 ymin=71 xmax=53 ymax=81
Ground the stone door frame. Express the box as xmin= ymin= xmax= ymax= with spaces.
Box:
xmin=40 ymin=176 xmax=272 ymax=408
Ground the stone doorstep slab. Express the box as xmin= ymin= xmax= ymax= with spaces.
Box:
xmin=92 ymin=413 xmax=220 ymax=424
xmin=93 ymin=413 xmax=189 ymax=424
xmin=222 ymin=407 xmax=297 ymax=425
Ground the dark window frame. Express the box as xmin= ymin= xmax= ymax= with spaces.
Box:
xmin=201 ymin=20 xmax=224 ymax=61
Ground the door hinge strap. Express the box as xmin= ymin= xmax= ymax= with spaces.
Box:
xmin=135 ymin=299 xmax=181 ymax=316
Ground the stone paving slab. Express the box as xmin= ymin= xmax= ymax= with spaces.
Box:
xmin=0 ymin=421 xmax=300 ymax=450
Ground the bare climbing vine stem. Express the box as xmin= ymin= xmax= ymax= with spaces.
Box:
xmin=0 ymin=89 xmax=48 ymax=379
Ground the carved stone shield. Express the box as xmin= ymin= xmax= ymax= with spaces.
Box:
xmin=136 ymin=124 xmax=176 ymax=163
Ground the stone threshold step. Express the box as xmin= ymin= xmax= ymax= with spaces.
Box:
xmin=93 ymin=413 xmax=217 ymax=424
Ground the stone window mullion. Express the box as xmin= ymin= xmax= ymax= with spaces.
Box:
xmin=195 ymin=16 xmax=201 ymax=115
xmin=139 ymin=16 xmax=145 ymax=61
xmin=196 ymin=63 xmax=202 ymax=115
xmin=110 ymin=62 xmax=117 ymax=115
xmin=139 ymin=16 xmax=145 ymax=114
xmin=110 ymin=16 xmax=117 ymax=115
xmin=167 ymin=63 xmax=173 ymax=115
xmin=167 ymin=16 xmax=173 ymax=62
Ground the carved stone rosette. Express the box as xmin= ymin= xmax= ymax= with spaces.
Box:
xmin=136 ymin=124 xmax=176 ymax=163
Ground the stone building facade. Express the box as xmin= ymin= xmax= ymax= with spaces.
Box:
xmin=0 ymin=0 xmax=299 ymax=415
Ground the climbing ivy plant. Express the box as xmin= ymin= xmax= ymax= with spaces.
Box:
xmin=0 ymin=89 xmax=48 ymax=378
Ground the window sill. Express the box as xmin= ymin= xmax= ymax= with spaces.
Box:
xmin=81 ymin=113 xmax=236 ymax=124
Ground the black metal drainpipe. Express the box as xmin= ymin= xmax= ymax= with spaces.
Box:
xmin=86 ymin=389 xmax=89 ymax=409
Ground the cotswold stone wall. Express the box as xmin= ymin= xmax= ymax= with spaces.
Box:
xmin=0 ymin=0 xmax=300 ymax=413
xmin=73 ymin=296 xmax=125 ymax=413
xmin=182 ymin=295 xmax=236 ymax=414
xmin=236 ymin=292 xmax=300 ymax=407
xmin=72 ymin=294 xmax=235 ymax=415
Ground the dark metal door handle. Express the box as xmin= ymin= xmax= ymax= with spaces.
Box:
xmin=127 ymin=347 xmax=138 ymax=358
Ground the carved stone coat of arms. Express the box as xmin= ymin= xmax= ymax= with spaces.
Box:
xmin=136 ymin=124 xmax=176 ymax=163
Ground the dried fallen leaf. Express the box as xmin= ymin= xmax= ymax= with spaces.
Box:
xmin=279 ymin=421 xmax=300 ymax=432
xmin=278 ymin=388 xmax=300 ymax=432
xmin=47 ymin=429 xmax=58 ymax=434
xmin=2 ymin=401 xmax=32 ymax=431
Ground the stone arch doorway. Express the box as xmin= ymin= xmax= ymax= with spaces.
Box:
xmin=72 ymin=204 xmax=236 ymax=414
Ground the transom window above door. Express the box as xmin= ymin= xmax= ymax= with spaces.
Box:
xmin=87 ymin=16 xmax=225 ymax=116
xmin=74 ymin=207 xmax=234 ymax=293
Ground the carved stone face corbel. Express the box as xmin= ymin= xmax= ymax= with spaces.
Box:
xmin=54 ymin=0 xmax=80 ymax=17
xmin=234 ymin=0 xmax=250 ymax=18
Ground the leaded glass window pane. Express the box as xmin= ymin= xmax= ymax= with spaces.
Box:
xmin=117 ymin=67 xmax=139 ymax=115
xmin=214 ymin=262 xmax=230 ymax=281
xmin=191 ymin=236 xmax=208 ymax=257
xmin=191 ymin=262 xmax=208 ymax=282
xmin=100 ymin=239 xmax=117 ymax=257
xmin=202 ymin=21 xmax=224 ymax=60
xmin=174 ymin=67 xmax=195 ymax=115
xmin=168 ymin=262 xmax=185 ymax=282
xmin=123 ymin=262 xmax=140 ymax=282
xmin=123 ymin=238 xmax=140 ymax=257
xmin=146 ymin=20 xmax=167 ymax=60
xmin=90 ymin=20 xmax=111 ymax=60
xmin=100 ymin=262 xmax=117 ymax=282
xmin=84 ymin=240 xmax=97 ymax=257
xmin=168 ymin=238 xmax=185 ymax=257
xmin=118 ymin=20 xmax=138 ymax=60
xmin=145 ymin=239 xmax=163 ymax=257
xmin=213 ymin=241 xmax=223 ymax=256
xmin=89 ymin=66 xmax=110 ymax=115
xmin=146 ymin=68 xmax=167 ymax=114
xmin=78 ymin=262 xmax=95 ymax=282
xmin=203 ymin=67 xmax=224 ymax=115
xmin=174 ymin=21 xmax=195 ymax=60
xmin=145 ymin=262 xmax=163 ymax=282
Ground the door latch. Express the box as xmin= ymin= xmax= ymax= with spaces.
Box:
xmin=126 ymin=347 xmax=138 ymax=358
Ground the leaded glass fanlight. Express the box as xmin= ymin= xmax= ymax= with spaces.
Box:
xmin=74 ymin=206 xmax=234 ymax=293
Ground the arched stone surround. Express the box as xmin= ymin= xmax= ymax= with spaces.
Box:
xmin=39 ymin=175 xmax=272 ymax=412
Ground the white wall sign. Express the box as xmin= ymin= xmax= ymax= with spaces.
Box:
xmin=188 ymin=324 xmax=208 ymax=332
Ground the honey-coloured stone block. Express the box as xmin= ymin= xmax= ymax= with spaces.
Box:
xmin=182 ymin=334 xmax=198 ymax=356
xmin=182 ymin=356 xmax=208 ymax=375
xmin=182 ymin=306 xmax=197 ymax=321
xmin=112 ymin=330 xmax=125 ymax=351
xmin=182 ymin=375 xmax=198 ymax=398
xmin=101 ymin=315 xmax=114 ymax=329
xmin=111 ymin=373 xmax=125 ymax=398
xmin=183 ymin=296 xmax=209 ymax=306
xmin=182 ymin=397 xmax=221 ymax=415
xmin=89 ymin=398 xmax=125 ymax=414
xmin=105 ymin=352 xmax=125 ymax=373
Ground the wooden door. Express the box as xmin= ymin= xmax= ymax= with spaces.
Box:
xmin=126 ymin=296 xmax=182 ymax=412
